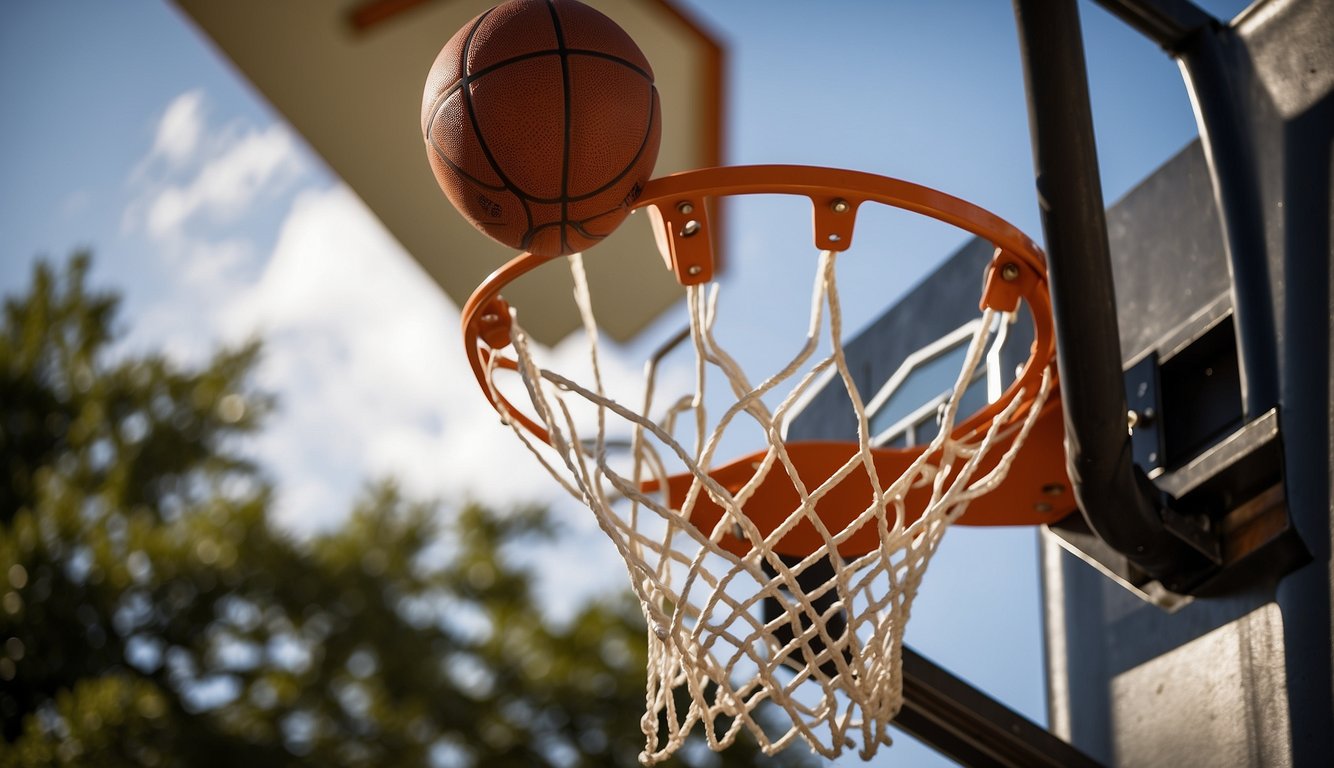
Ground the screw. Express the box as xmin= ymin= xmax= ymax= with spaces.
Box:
xmin=677 ymin=201 xmax=694 ymax=214
xmin=831 ymin=199 xmax=850 ymax=213
xmin=828 ymin=233 xmax=841 ymax=243
xmin=1041 ymin=483 xmax=1065 ymax=496
xmin=481 ymin=313 xmax=499 ymax=323
xmin=679 ymin=220 xmax=700 ymax=237
xmin=1034 ymin=502 xmax=1053 ymax=513
xmin=687 ymin=265 xmax=702 ymax=276
xmin=1001 ymin=263 xmax=1020 ymax=281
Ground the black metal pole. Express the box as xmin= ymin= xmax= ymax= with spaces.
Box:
xmin=1091 ymin=0 xmax=1213 ymax=52
xmin=1093 ymin=0 xmax=1281 ymax=419
xmin=1011 ymin=0 xmax=1205 ymax=584
xmin=897 ymin=647 xmax=1105 ymax=768
xmin=1175 ymin=29 xmax=1281 ymax=419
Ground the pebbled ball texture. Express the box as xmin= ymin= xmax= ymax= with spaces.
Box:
xmin=422 ymin=0 xmax=661 ymax=258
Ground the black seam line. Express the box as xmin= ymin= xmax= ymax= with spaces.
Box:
xmin=462 ymin=7 xmax=534 ymax=231
xmin=521 ymin=215 xmax=612 ymax=252
xmin=426 ymin=139 xmax=508 ymax=193
xmin=437 ymin=47 xmax=652 ymax=107
xmin=423 ymin=88 xmax=450 ymax=138
xmin=563 ymin=49 xmax=652 ymax=81
xmin=565 ymin=84 xmax=658 ymax=202
xmin=567 ymin=220 xmax=609 ymax=241
xmin=429 ymin=80 xmax=652 ymax=205
xmin=423 ymin=11 xmax=491 ymax=143
xmin=519 ymin=222 xmax=561 ymax=252
xmin=547 ymin=0 xmax=573 ymax=255
xmin=506 ymin=82 xmax=657 ymax=205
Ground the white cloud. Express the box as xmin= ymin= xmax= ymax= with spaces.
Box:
xmin=145 ymin=124 xmax=302 ymax=239
xmin=122 ymin=91 xmax=689 ymax=619
xmin=150 ymin=90 xmax=205 ymax=167
xmin=221 ymin=184 xmax=659 ymax=538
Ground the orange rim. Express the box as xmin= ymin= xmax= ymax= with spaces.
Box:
xmin=461 ymin=164 xmax=1054 ymax=452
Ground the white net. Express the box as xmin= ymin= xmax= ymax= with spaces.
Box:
xmin=485 ymin=249 xmax=1052 ymax=764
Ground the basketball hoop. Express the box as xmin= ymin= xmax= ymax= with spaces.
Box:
xmin=461 ymin=165 xmax=1067 ymax=762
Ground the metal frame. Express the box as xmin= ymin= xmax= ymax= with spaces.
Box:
xmin=864 ymin=318 xmax=993 ymax=446
xmin=897 ymin=646 xmax=1103 ymax=767
xmin=901 ymin=1 xmax=1322 ymax=763
xmin=1012 ymin=0 xmax=1213 ymax=589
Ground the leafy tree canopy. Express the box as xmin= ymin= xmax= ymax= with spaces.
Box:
xmin=0 ymin=255 xmax=814 ymax=768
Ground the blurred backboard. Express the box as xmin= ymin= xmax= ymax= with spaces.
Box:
xmin=172 ymin=0 xmax=723 ymax=344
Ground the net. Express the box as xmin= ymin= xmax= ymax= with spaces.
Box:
xmin=484 ymin=247 xmax=1052 ymax=763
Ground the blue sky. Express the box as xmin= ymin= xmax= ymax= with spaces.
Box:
xmin=1 ymin=1 xmax=1249 ymax=765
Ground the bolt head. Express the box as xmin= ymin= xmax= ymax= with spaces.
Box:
xmin=1000 ymin=263 xmax=1020 ymax=281
xmin=831 ymin=199 xmax=850 ymax=213
xmin=676 ymin=201 xmax=694 ymax=215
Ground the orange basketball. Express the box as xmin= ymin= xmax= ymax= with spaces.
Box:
xmin=421 ymin=0 xmax=662 ymax=258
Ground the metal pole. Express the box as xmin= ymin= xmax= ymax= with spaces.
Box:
xmin=1094 ymin=0 xmax=1281 ymax=418
xmin=897 ymin=646 xmax=1104 ymax=768
xmin=1011 ymin=0 xmax=1206 ymax=586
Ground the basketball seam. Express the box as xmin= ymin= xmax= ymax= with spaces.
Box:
xmin=426 ymin=139 xmax=508 ymax=193
xmin=436 ymin=48 xmax=652 ymax=109
xmin=462 ymin=59 xmax=654 ymax=206
xmin=460 ymin=6 xmax=535 ymax=234
xmin=434 ymin=24 xmax=656 ymax=207
xmin=545 ymin=0 xmax=573 ymax=254
xmin=520 ymin=220 xmax=607 ymax=251
xmin=425 ymin=96 xmax=508 ymax=193
xmin=568 ymin=219 xmax=609 ymax=241
xmin=561 ymin=82 xmax=658 ymax=203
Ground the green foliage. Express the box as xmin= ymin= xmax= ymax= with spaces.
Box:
xmin=0 ymin=255 xmax=815 ymax=767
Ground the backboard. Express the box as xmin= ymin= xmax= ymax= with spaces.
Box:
xmin=171 ymin=0 xmax=724 ymax=344
xmin=785 ymin=0 xmax=1332 ymax=764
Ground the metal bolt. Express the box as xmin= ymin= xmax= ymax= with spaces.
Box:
xmin=1001 ymin=263 xmax=1020 ymax=281
xmin=1041 ymin=483 xmax=1065 ymax=496
xmin=828 ymin=233 xmax=841 ymax=243
xmin=679 ymin=220 xmax=700 ymax=237
xmin=1034 ymin=502 xmax=1053 ymax=513
xmin=481 ymin=313 xmax=499 ymax=324
xmin=687 ymin=265 xmax=703 ymax=276
xmin=677 ymin=201 xmax=694 ymax=214
xmin=831 ymin=199 xmax=850 ymax=213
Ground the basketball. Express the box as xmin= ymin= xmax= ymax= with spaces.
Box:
xmin=421 ymin=0 xmax=661 ymax=258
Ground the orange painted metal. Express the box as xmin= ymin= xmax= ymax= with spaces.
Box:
xmin=460 ymin=165 xmax=1076 ymax=548
xmin=641 ymin=397 xmax=1072 ymax=558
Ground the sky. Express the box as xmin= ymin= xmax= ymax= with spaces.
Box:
xmin=1 ymin=1 xmax=1250 ymax=765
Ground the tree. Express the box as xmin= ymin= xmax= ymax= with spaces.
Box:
xmin=0 ymin=255 xmax=814 ymax=767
